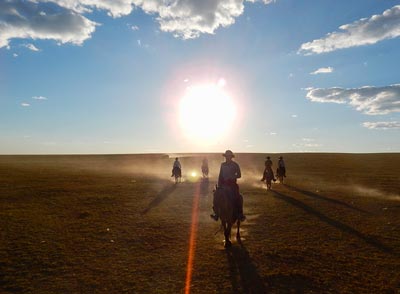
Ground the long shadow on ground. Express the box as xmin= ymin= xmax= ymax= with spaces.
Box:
xmin=273 ymin=191 xmax=395 ymax=255
xmin=199 ymin=178 xmax=210 ymax=196
xmin=141 ymin=184 xmax=177 ymax=214
xmin=225 ymin=244 xmax=266 ymax=293
xmin=284 ymin=184 xmax=368 ymax=213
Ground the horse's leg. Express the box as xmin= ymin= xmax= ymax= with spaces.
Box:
xmin=224 ymin=222 xmax=232 ymax=248
xmin=236 ymin=220 xmax=241 ymax=243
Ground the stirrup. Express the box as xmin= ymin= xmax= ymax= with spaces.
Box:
xmin=210 ymin=214 xmax=219 ymax=221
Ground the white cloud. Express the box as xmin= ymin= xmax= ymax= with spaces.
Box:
xmin=291 ymin=114 xmax=298 ymax=118
xmin=299 ymin=5 xmax=400 ymax=55
xmin=21 ymin=103 xmax=30 ymax=107
xmin=24 ymin=43 xmax=40 ymax=51
xmin=310 ymin=67 xmax=334 ymax=75
xmin=33 ymin=96 xmax=48 ymax=100
xmin=43 ymin=0 xmax=137 ymax=18
xmin=305 ymin=84 xmax=400 ymax=115
xmin=13 ymin=53 xmax=18 ymax=57
xmin=0 ymin=1 xmax=275 ymax=48
xmin=130 ymin=25 xmax=139 ymax=31
xmin=137 ymin=39 xmax=141 ymax=46
xmin=0 ymin=0 xmax=98 ymax=49
xmin=363 ymin=121 xmax=400 ymax=130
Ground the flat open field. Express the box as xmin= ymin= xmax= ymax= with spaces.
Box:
xmin=1 ymin=153 xmax=399 ymax=293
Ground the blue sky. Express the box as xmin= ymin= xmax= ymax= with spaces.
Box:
xmin=1 ymin=0 xmax=400 ymax=154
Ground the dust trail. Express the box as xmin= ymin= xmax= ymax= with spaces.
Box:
xmin=350 ymin=185 xmax=400 ymax=201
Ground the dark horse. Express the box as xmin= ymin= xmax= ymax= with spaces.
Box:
xmin=276 ymin=167 xmax=285 ymax=184
xmin=201 ymin=165 xmax=209 ymax=178
xmin=213 ymin=186 xmax=241 ymax=248
xmin=261 ymin=168 xmax=274 ymax=190
xmin=172 ymin=167 xmax=181 ymax=184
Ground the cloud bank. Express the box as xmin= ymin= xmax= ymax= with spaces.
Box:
xmin=0 ymin=0 xmax=274 ymax=48
xmin=306 ymin=84 xmax=400 ymax=115
xmin=299 ymin=5 xmax=400 ymax=54
xmin=363 ymin=121 xmax=400 ymax=130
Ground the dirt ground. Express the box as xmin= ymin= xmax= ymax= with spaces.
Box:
xmin=0 ymin=153 xmax=399 ymax=293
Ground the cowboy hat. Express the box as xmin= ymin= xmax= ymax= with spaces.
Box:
xmin=222 ymin=150 xmax=235 ymax=157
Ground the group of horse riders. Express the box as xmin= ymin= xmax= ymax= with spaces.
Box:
xmin=171 ymin=150 xmax=286 ymax=224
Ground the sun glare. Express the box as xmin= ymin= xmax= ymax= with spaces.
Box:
xmin=179 ymin=81 xmax=236 ymax=144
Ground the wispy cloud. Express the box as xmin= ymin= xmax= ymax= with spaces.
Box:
xmin=363 ymin=121 xmax=400 ymax=130
xmin=32 ymin=96 xmax=47 ymax=100
xmin=299 ymin=5 xmax=400 ymax=54
xmin=292 ymin=141 xmax=322 ymax=149
xmin=305 ymin=84 xmax=400 ymax=115
xmin=130 ymin=25 xmax=139 ymax=31
xmin=23 ymin=43 xmax=40 ymax=51
xmin=310 ymin=67 xmax=333 ymax=75
xmin=21 ymin=102 xmax=30 ymax=107
xmin=13 ymin=53 xmax=18 ymax=57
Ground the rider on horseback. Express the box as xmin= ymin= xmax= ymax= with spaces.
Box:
xmin=201 ymin=157 xmax=209 ymax=178
xmin=210 ymin=150 xmax=246 ymax=222
xmin=171 ymin=157 xmax=182 ymax=177
xmin=277 ymin=156 xmax=286 ymax=177
xmin=261 ymin=156 xmax=276 ymax=182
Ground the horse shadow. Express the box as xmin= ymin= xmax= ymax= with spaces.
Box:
xmin=141 ymin=184 xmax=177 ymax=215
xmin=272 ymin=190 xmax=395 ymax=255
xmin=285 ymin=184 xmax=368 ymax=214
xmin=199 ymin=178 xmax=210 ymax=196
xmin=225 ymin=244 xmax=267 ymax=293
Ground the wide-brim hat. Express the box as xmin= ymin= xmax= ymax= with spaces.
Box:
xmin=223 ymin=150 xmax=235 ymax=158
xmin=266 ymin=156 xmax=270 ymax=159
xmin=279 ymin=156 xmax=283 ymax=159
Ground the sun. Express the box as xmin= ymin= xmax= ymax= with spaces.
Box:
xmin=179 ymin=81 xmax=236 ymax=144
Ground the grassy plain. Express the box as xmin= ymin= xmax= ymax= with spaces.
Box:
xmin=0 ymin=153 xmax=399 ymax=293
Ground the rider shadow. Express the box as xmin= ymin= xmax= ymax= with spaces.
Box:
xmin=272 ymin=190 xmax=396 ymax=255
xmin=285 ymin=184 xmax=368 ymax=214
xmin=141 ymin=184 xmax=177 ymax=215
xmin=225 ymin=245 xmax=267 ymax=293
xmin=199 ymin=178 xmax=210 ymax=196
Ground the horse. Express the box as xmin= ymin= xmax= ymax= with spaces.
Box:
xmin=172 ymin=167 xmax=181 ymax=184
xmin=201 ymin=165 xmax=209 ymax=178
xmin=213 ymin=186 xmax=241 ymax=248
xmin=276 ymin=167 xmax=285 ymax=184
xmin=262 ymin=168 xmax=274 ymax=190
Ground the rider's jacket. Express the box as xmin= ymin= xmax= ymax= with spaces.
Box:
xmin=278 ymin=159 xmax=285 ymax=168
xmin=173 ymin=161 xmax=181 ymax=169
xmin=218 ymin=161 xmax=241 ymax=186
